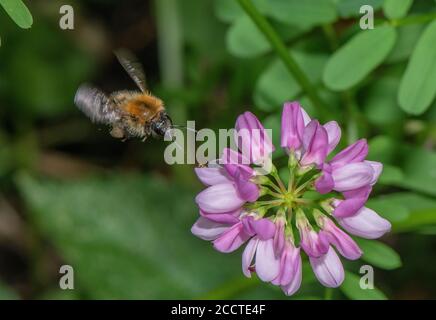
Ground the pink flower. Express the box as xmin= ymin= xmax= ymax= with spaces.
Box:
xmin=335 ymin=205 xmax=391 ymax=239
xmin=192 ymin=103 xmax=391 ymax=296
xmin=271 ymin=241 xmax=302 ymax=296
xmin=316 ymin=213 xmax=362 ymax=260
xmin=300 ymin=120 xmax=329 ymax=167
xmin=235 ymin=111 xmax=274 ymax=164
xmin=310 ymin=247 xmax=345 ymax=288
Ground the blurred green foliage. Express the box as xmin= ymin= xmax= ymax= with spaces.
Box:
xmin=0 ymin=0 xmax=436 ymax=300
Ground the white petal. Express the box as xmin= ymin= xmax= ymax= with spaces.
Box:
xmin=191 ymin=217 xmax=230 ymax=240
xmin=337 ymin=206 xmax=391 ymax=239
xmin=310 ymin=247 xmax=344 ymax=288
xmin=332 ymin=162 xmax=374 ymax=192
xmin=255 ymin=239 xmax=281 ymax=282
xmin=242 ymin=238 xmax=259 ymax=277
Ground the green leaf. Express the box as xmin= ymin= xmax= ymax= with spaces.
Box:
xmin=214 ymin=0 xmax=245 ymax=22
xmin=226 ymin=14 xmax=304 ymax=58
xmin=254 ymin=51 xmax=328 ymax=110
xmin=366 ymin=196 xmax=409 ymax=223
xmin=363 ymin=76 xmax=404 ymax=125
xmin=398 ymin=20 xmax=436 ymax=115
xmin=398 ymin=146 xmax=436 ymax=196
xmin=0 ymin=0 xmax=33 ymax=28
xmin=323 ymin=25 xmax=397 ymax=91
xmin=377 ymin=164 xmax=404 ymax=185
xmin=214 ymin=0 xmax=268 ymax=23
xmin=356 ymin=239 xmax=402 ymax=270
xmin=386 ymin=24 xmax=424 ymax=63
xmin=226 ymin=14 xmax=269 ymax=58
xmin=383 ymin=0 xmax=413 ymax=19
xmin=341 ymin=272 xmax=387 ymax=300
xmin=267 ymin=0 xmax=337 ymax=28
xmin=16 ymin=174 xmax=241 ymax=299
xmin=336 ymin=0 xmax=383 ymax=18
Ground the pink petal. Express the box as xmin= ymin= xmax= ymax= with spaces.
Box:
xmin=272 ymin=243 xmax=301 ymax=286
xmin=273 ymin=218 xmax=286 ymax=257
xmin=242 ymin=216 xmax=275 ymax=240
xmin=255 ymin=239 xmax=281 ymax=282
xmin=298 ymin=227 xmax=329 ymax=258
xmin=199 ymin=209 xmax=241 ymax=224
xmin=195 ymin=167 xmax=232 ymax=186
xmin=331 ymin=139 xmax=368 ymax=169
xmin=322 ymin=218 xmax=362 ymax=260
xmin=280 ymin=101 xmax=305 ymax=151
xmin=196 ymin=183 xmax=245 ymax=213
xmin=333 ymin=186 xmax=372 ymax=217
xmin=323 ymin=121 xmax=341 ymax=154
xmin=235 ymin=112 xmax=274 ymax=164
xmin=332 ymin=162 xmax=374 ymax=192
xmin=300 ymin=120 xmax=329 ymax=167
xmin=232 ymin=170 xmax=259 ymax=202
xmin=315 ymin=170 xmax=334 ymax=194
xmin=310 ymin=247 xmax=344 ymax=288
xmin=213 ymin=222 xmax=251 ymax=253
xmin=242 ymin=237 xmax=259 ymax=277
xmin=365 ymin=160 xmax=383 ymax=185
xmin=337 ymin=206 xmax=391 ymax=239
xmin=281 ymin=248 xmax=302 ymax=296
xmin=191 ymin=217 xmax=231 ymax=241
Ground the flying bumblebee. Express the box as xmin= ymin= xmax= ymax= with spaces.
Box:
xmin=74 ymin=49 xmax=173 ymax=141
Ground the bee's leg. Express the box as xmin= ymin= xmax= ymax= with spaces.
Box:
xmin=110 ymin=125 xmax=125 ymax=140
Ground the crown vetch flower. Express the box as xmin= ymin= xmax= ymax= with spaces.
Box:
xmin=191 ymin=101 xmax=391 ymax=296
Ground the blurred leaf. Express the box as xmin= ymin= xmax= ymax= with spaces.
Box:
xmin=0 ymin=0 xmax=32 ymax=28
xmin=323 ymin=25 xmax=397 ymax=91
xmin=214 ymin=0 xmax=244 ymax=22
xmin=368 ymin=136 xmax=398 ymax=164
xmin=394 ymin=208 xmax=436 ymax=233
xmin=340 ymin=271 xmax=387 ymax=300
xmin=386 ymin=24 xmax=424 ymax=63
xmin=336 ymin=0 xmax=383 ymax=18
xmin=214 ymin=0 xmax=268 ymax=23
xmin=267 ymin=0 xmax=337 ymax=28
xmin=226 ymin=14 xmax=305 ymax=58
xmin=399 ymin=20 xmax=436 ymax=115
xmin=226 ymin=14 xmax=269 ymax=58
xmin=254 ymin=51 xmax=328 ymax=110
xmin=363 ymin=76 xmax=404 ymax=125
xmin=17 ymin=174 xmax=243 ymax=299
xmin=356 ymin=239 xmax=402 ymax=270
xmin=366 ymin=196 xmax=409 ymax=223
xmin=377 ymin=164 xmax=404 ymax=185
xmin=397 ymin=146 xmax=436 ymax=196
xmin=383 ymin=0 xmax=413 ymax=19
xmin=371 ymin=192 xmax=436 ymax=233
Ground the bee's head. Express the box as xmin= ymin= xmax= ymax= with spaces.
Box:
xmin=150 ymin=111 xmax=173 ymax=138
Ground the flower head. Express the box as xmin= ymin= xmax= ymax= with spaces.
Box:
xmin=191 ymin=102 xmax=391 ymax=295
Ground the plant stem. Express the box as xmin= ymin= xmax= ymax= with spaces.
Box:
xmin=236 ymin=0 xmax=330 ymax=120
xmin=389 ymin=12 xmax=436 ymax=27
xmin=324 ymin=287 xmax=333 ymax=300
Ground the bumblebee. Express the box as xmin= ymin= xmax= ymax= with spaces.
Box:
xmin=74 ymin=49 xmax=172 ymax=141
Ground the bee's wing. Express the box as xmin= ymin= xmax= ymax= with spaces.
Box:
xmin=74 ymin=84 xmax=120 ymax=124
xmin=114 ymin=49 xmax=147 ymax=92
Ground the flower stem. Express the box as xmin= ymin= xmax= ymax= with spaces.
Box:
xmin=324 ymin=287 xmax=333 ymax=300
xmin=236 ymin=0 xmax=330 ymax=120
